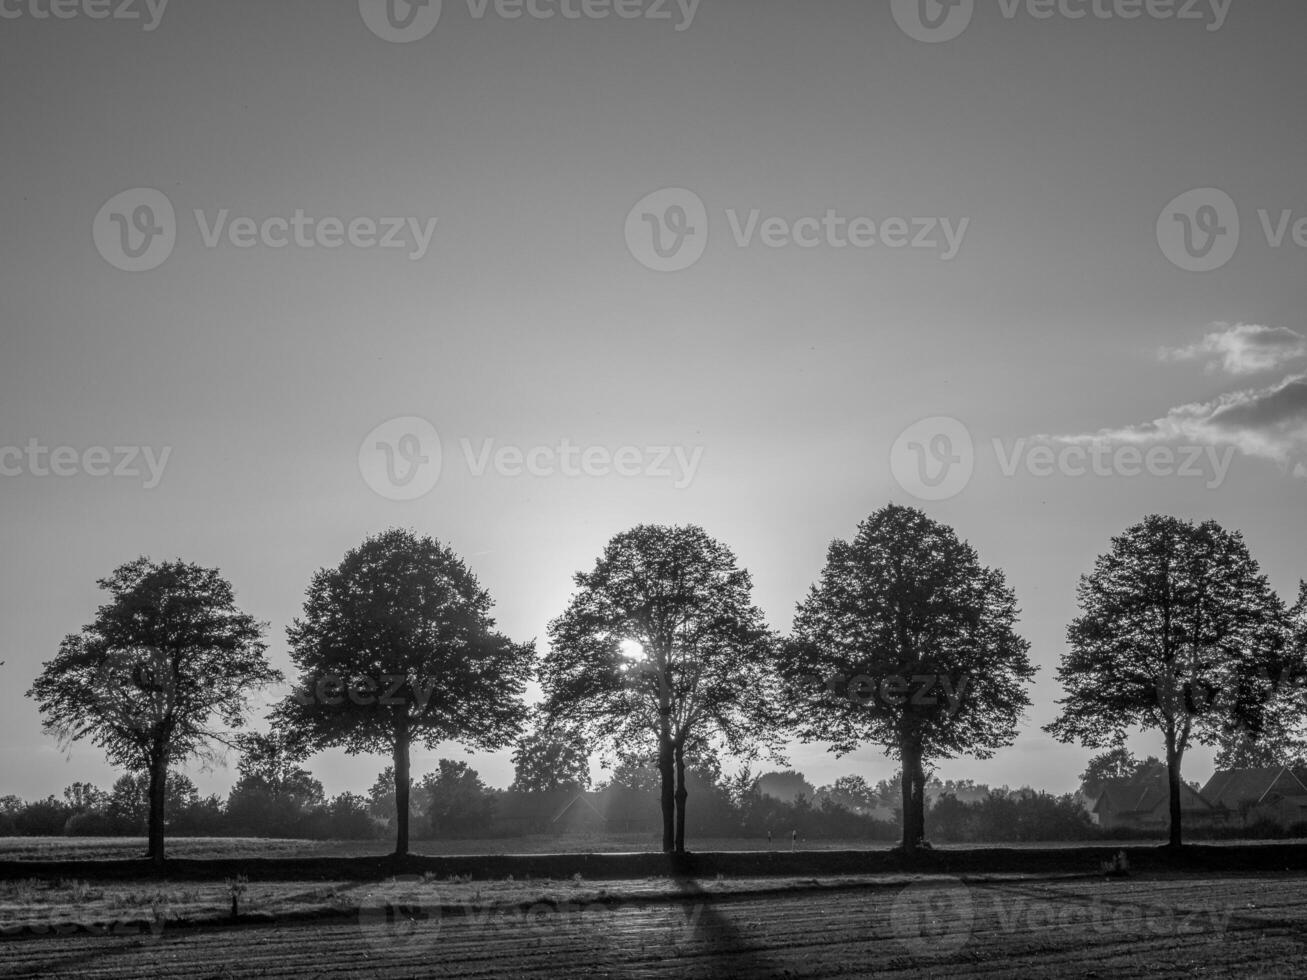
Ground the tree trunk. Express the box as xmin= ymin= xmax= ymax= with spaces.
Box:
xmin=674 ymin=742 xmax=688 ymax=854
xmin=146 ymin=746 xmax=168 ymax=865
xmin=658 ymin=729 xmax=675 ymax=854
xmin=900 ymin=738 xmax=925 ymax=852
xmin=1166 ymin=739 xmax=1184 ymax=849
xmin=393 ymin=723 xmax=411 ymax=857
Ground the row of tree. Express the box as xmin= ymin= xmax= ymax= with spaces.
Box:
xmin=26 ymin=507 xmax=1307 ymax=861
xmin=2 ymin=763 xmax=1116 ymax=845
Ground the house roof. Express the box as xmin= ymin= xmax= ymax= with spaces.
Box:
xmin=1092 ymin=771 xmax=1214 ymax=817
xmin=1200 ymin=767 xmax=1307 ymax=809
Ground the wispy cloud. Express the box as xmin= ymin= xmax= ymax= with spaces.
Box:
xmin=1160 ymin=322 xmax=1307 ymax=376
xmin=1043 ymin=374 xmax=1307 ymax=479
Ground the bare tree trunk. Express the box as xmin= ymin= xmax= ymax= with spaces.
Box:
xmin=658 ymin=729 xmax=675 ymax=854
xmin=393 ymin=722 xmax=411 ymax=857
xmin=1166 ymin=737 xmax=1184 ymax=849
xmin=674 ymin=742 xmax=688 ymax=854
xmin=146 ymin=745 xmax=168 ymax=865
xmin=900 ymin=739 xmax=925 ymax=852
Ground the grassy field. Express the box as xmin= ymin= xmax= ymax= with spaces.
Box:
xmin=3 ymin=871 xmax=1304 ymax=978
xmin=3 ymin=839 xmax=1306 ymax=977
xmin=0 ymin=835 xmax=1231 ymax=862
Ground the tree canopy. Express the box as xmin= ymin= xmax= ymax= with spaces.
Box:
xmin=782 ymin=505 xmax=1036 ymax=851
xmin=27 ymin=558 xmax=275 ymax=861
xmin=273 ymin=529 xmax=533 ymax=855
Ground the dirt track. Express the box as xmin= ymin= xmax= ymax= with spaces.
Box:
xmin=3 ymin=875 xmax=1305 ymax=979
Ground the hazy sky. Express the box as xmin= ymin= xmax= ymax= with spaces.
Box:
xmin=3 ymin=0 xmax=1305 ymax=806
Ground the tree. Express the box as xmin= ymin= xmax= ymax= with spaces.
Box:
xmin=62 ymin=782 xmax=108 ymax=814
xmin=274 ymin=529 xmax=533 ymax=856
xmin=755 ymin=770 xmax=816 ymax=803
xmin=226 ymin=732 xmax=325 ymax=837
xmin=106 ymin=771 xmax=201 ymax=833
xmin=782 ymin=505 xmax=1036 ymax=853
xmin=422 ymin=759 xmax=497 ymax=837
xmin=511 ymin=724 xmax=591 ymax=793
xmin=819 ymin=775 xmax=879 ymax=813
xmin=27 ymin=559 xmax=276 ymax=862
xmin=541 ymin=524 xmax=784 ymax=854
xmin=1078 ymin=747 xmax=1141 ymax=799
xmin=1046 ymin=516 xmax=1293 ymax=847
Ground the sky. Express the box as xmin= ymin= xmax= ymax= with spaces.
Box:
xmin=2 ymin=0 xmax=1305 ymax=806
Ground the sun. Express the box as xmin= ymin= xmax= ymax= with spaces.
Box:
xmin=618 ymin=638 xmax=646 ymax=661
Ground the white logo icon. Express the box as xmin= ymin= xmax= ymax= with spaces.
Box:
xmin=358 ymin=876 xmax=444 ymax=959
xmin=359 ymin=417 xmax=442 ymax=500
xmin=889 ymin=879 xmax=975 ymax=957
xmin=891 ymin=417 xmax=975 ymax=501
xmin=891 ymin=0 xmax=975 ymax=43
xmin=359 ymin=0 xmax=443 ymax=43
xmin=93 ymin=188 xmax=176 ymax=272
xmin=1157 ymin=188 xmax=1240 ymax=272
xmin=625 ymin=188 xmax=709 ymax=272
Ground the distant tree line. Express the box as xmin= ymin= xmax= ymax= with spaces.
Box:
xmin=21 ymin=508 xmax=1307 ymax=861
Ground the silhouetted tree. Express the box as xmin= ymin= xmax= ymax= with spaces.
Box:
xmin=541 ymin=525 xmax=784 ymax=853
xmin=28 ymin=559 xmax=275 ymax=862
xmin=273 ymin=530 xmax=532 ymax=856
xmin=511 ymin=724 xmax=591 ymax=793
xmin=782 ymin=505 xmax=1035 ymax=853
xmin=1046 ymin=516 xmax=1293 ymax=847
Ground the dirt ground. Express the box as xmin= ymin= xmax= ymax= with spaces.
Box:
xmin=2 ymin=872 xmax=1304 ymax=979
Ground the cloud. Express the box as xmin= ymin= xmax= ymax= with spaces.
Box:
xmin=1160 ymin=323 xmax=1307 ymax=376
xmin=1044 ymin=374 xmax=1307 ymax=479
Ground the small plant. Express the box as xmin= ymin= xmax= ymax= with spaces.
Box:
xmin=226 ymin=875 xmax=250 ymax=919
xmin=1101 ymin=850 xmax=1130 ymax=877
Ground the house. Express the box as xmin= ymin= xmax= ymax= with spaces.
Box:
xmin=1200 ymin=767 xmax=1307 ymax=829
xmin=1088 ymin=768 xmax=1218 ymax=831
